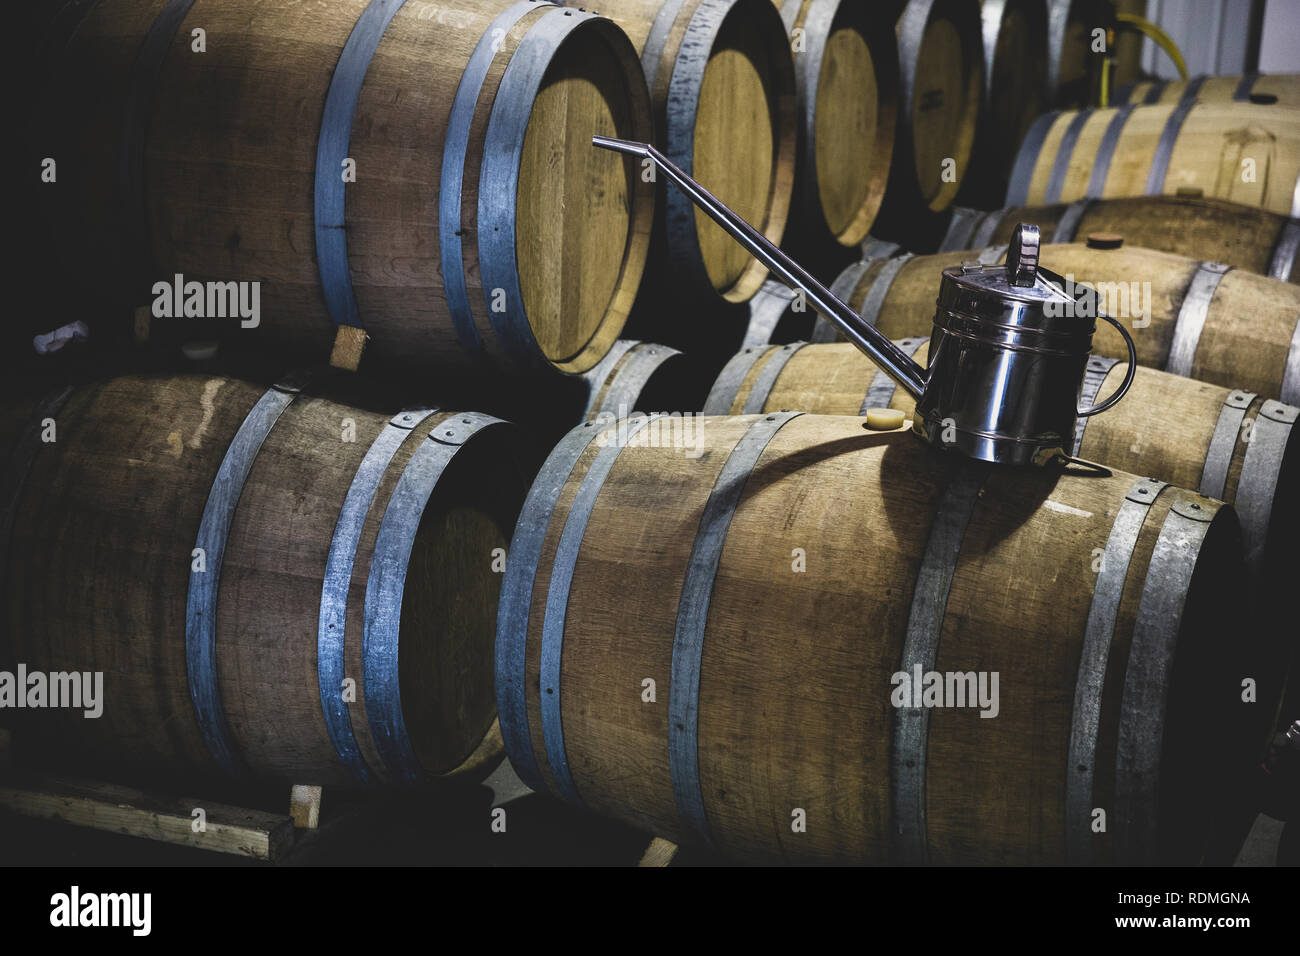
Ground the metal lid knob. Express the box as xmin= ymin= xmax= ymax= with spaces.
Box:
xmin=1006 ymin=223 xmax=1040 ymax=287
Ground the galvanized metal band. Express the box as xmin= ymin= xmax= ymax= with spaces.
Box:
xmin=976 ymin=244 xmax=1008 ymax=265
xmin=596 ymin=343 xmax=682 ymax=416
xmin=641 ymin=0 xmax=689 ymax=94
xmin=1177 ymin=75 xmax=1206 ymax=104
xmin=1044 ymin=108 xmax=1093 ymax=204
xmin=314 ymin=0 xmax=410 ymax=330
xmin=703 ymin=346 xmax=771 ymax=414
xmin=1066 ymin=477 xmax=1168 ymax=864
xmin=810 ymin=259 xmax=873 ymax=342
xmin=671 ymin=411 xmax=803 ymax=848
xmin=1141 ymin=79 xmax=1167 ymax=104
xmin=121 ymin=0 xmax=196 ymax=288
xmin=978 ymin=0 xmax=1006 ymax=98
xmin=1086 ymin=104 xmax=1136 ymax=198
xmin=1053 ymin=198 xmax=1093 ymax=243
xmin=1198 ymin=390 xmax=1255 ymax=501
xmin=1283 ymin=312 xmax=1300 ymax=405
xmin=1233 ymin=73 xmax=1260 ymax=102
xmin=579 ymin=338 xmax=639 ymax=413
xmin=0 ymin=386 xmax=74 ymax=628
xmin=1292 ymin=168 xmax=1300 ymax=219
xmin=892 ymin=462 xmax=987 ymax=864
xmin=439 ymin=1 xmax=545 ymax=353
xmin=861 ymin=238 xmax=902 ymax=260
xmin=480 ymin=6 xmax=597 ymax=364
xmin=363 ymin=412 xmax=506 ymax=784
xmin=317 ymin=407 xmax=438 ymax=786
xmin=1072 ymin=356 xmax=1121 ymax=455
xmin=1145 ymin=76 xmax=1207 ymax=196
xmin=858 ymin=253 xmax=914 ymax=329
xmin=1005 ymin=110 xmax=1061 ymax=207
xmin=186 ymin=376 xmax=306 ymax=776
xmin=1165 ymin=260 xmax=1230 ymax=377
xmin=496 ymin=419 xmax=610 ymax=792
xmin=861 ymin=337 xmax=927 ymax=414
xmin=1267 ymin=218 xmax=1300 ymax=282
xmin=1235 ymin=400 xmax=1298 ymax=572
xmin=743 ymin=281 xmax=796 ymax=348
xmin=939 ymin=206 xmax=986 ymax=252
xmin=540 ymin=413 xmax=662 ymax=808
xmin=1114 ymin=495 xmax=1217 ymax=864
xmin=969 ymin=210 xmax=1005 ymax=250
xmin=742 ymin=342 xmax=807 ymax=414
xmin=786 ymin=0 xmax=838 ymax=214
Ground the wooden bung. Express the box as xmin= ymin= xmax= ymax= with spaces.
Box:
xmin=589 ymin=0 xmax=797 ymax=305
xmin=814 ymin=243 xmax=1300 ymax=402
xmin=0 ymin=374 xmax=527 ymax=788
xmin=940 ymin=197 xmax=1300 ymax=285
xmin=1006 ymin=102 xmax=1300 ymax=217
xmin=31 ymin=0 xmax=655 ymax=373
xmin=497 ymin=412 xmax=1260 ymax=863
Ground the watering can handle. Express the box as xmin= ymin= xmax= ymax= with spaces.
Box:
xmin=1077 ymin=312 xmax=1138 ymax=417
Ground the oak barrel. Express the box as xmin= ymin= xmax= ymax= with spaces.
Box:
xmin=1006 ymin=102 xmax=1300 ymax=216
xmin=941 ymin=197 xmax=1300 ymax=284
xmin=496 ymin=412 xmax=1255 ymax=863
xmin=959 ymin=0 xmax=1049 ymax=204
xmin=1114 ymin=73 xmax=1300 ymax=109
xmin=812 ymin=243 xmax=1300 ymax=402
xmin=773 ymin=0 xmax=898 ymax=248
xmin=33 ymin=0 xmax=655 ymax=374
xmin=881 ymin=0 xmax=984 ymax=224
xmin=589 ymin=0 xmax=797 ymax=304
xmin=0 ymin=374 xmax=527 ymax=788
xmin=1046 ymin=0 xmax=1107 ymax=108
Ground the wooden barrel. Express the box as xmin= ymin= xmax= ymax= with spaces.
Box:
xmin=33 ymin=0 xmax=655 ymax=374
xmin=959 ymin=0 xmax=1049 ymax=204
xmin=590 ymin=0 xmax=797 ymax=305
xmin=706 ymin=341 xmax=1297 ymax=580
xmin=772 ymin=0 xmax=898 ymax=249
xmin=1046 ymin=0 xmax=1107 ymax=108
xmin=941 ymin=197 xmax=1300 ymax=284
xmin=496 ymin=412 xmax=1255 ymax=863
xmin=879 ymin=0 xmax=983 ymax=225
xmin=812 ymin=242 xmax=1300 ymax=402
xmin=1115 ymin=73 xmax=1300 ymax=109
xmin=1006 ymin=103 xmax=1300 ymax=216
xmin=578 ymin=341 xmax=688 ymax=422
xmin=0 ymin=374 xmax=526 ymax=788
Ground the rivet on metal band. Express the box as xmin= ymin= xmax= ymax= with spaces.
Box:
xmin=1235 ymin=400 xmax=1298 ymax=572
xmin=538 ymin=414 xmax=662 ymax=808
xmin=1198 ymin=390 xmax=1255 ymax=501
xmin=1086 ymin=105 xmax=1137 ymax=198
xmin=670 ymin=411 xmax=803 ymax=849
xmin=314 ymin=0 xmax=411 ymax=331
xmin=363 ymin=412 xmax=505 ymax=785
xmin=318 ymin=407 xmax=438 ymax=785
xmin=1053 ymin=198 xmax=1093 ymax=243
xmin=1267 ymin=218 xmax=1300 ymax=282
xmin=439 ymin=0 xmax=546 ymax=352
xmin=742 ymin=343 xmax=807 ymax=414
xmin=1072 ymin=356 xmax=1121 ymax=455
xmin=862 ymin=338 xmax=928 ymax=414
xmin=1044 ymin=109 xmax=1094 ymax=204
xmin=186 ymin=378 xmax=305 ymax=775
xmin=892 ymin=462 xmax=988 ymax=864
xmin=496 ymin=419 xmax=612 ymax=793
xmin=1165 ymin=261 xmax=1230 ymax=377
xmin=1145 ymin=77 xmax=1208 ymax=196
xmin=1067 ymin=477 xmax=1167 ymax=864
xmin=1114 ymin=495 xmax=1217 ymax=864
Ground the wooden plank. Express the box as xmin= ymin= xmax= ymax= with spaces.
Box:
xmin=0 ymin=772 xmax=296 ymax=862
xmin=289 ymin=784 xmax=322 ymax=830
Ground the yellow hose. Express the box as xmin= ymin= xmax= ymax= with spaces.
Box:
xmin=1116 ymin=12 xmax=1190 ymax=82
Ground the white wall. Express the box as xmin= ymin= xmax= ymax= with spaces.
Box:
xmin=1140 ymin=0 xmax=1300 ymax=77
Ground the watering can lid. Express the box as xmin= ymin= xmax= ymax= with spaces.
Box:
xmin=943 ymin=223 xmax=1075 ymax=307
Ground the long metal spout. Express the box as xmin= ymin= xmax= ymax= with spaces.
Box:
xmin=594 ymin=135 xmax=928 ymax=400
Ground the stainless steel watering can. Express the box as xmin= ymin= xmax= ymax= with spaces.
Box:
xmin=594 ymin=136 xmax=1137 ymax=467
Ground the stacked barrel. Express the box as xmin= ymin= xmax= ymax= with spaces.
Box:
xmin=7 ymin=0 xmax=1297 ymax=868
